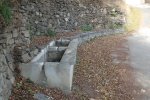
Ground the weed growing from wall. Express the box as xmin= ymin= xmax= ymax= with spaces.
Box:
xmin=0 ymin=0 xmax=12 ymax=24
xmin=109 ymin=22 xmax=123 ymax=29
xmin=81 ymin=24 xmax=93 ymax=32
xmin=47 ymin=28 xmax=56 ymax=37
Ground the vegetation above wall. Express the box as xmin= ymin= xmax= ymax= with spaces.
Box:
xmin=0 ymin=0 xmax=12 ymax=25
xmin=125 ymin=6 xmax=142 ymax=32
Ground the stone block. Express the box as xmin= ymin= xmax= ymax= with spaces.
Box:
xmin=22 ymin=53 xmax=31 ymax=63
xmin=0 ymin=54 xmax=7 ymax=66
xmin=8 ymin=62 xmax=14 ymax=71
xmin=20 ymin=27 xmax=26 ymax=31
xmin=13 ymin=29 xmax=18 ymax=37
xmin=22 ymin=31 xmax=30 ymax=37
xmin=0 ymin=45 xmax=2 ymax=49
xmin=0 ymin=34 xmax=6 ymax=40
xmin=25 ymin=38 xmax=30 ymax=44
xmin=6 ymin=34 xmax=12 ymax=40
xmin=7 ymin=68 xmax=15 ymax=84
xmin=33 ymin=49 xmax=39 ymax=55
xmin=0 ymin=65 xmax=7 ymax=72
xmin=0 ymin=39 xmax=6 ymax=44
xmin=5 ymin=54 xmax=13 ymax=63
xmin=7 ymin=39 xmax=14 ymax=45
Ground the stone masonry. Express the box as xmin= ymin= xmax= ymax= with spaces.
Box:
xmin=20 ymin=0 xmax=125 ymax=34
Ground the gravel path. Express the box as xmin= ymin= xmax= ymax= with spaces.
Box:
xmin=9 ymin=33 xmax=140 ymax=100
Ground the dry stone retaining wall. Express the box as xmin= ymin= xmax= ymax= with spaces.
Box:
xmin=20 ymin=0 xmax=125 ymax=34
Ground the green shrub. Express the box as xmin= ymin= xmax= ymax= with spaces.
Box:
xmin=110 ymin=10 xmax=118 ymax=17
xmin=81 ymin=24 xmax=93 ymax=32
xmin=0 ymin=1 xmax=12 ymax=24
xmin=109 ymin=22 xmax=122 ymax=29
xmin=47 ymin=28 xmax=56 ymax=37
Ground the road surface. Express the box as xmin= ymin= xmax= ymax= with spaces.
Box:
xmin=128 ymin=4 xmax=150 ymax=100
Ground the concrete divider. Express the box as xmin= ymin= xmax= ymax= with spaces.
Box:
xmin=19 ymin=29 xmax=124 ymax=93
xmin=19 ymin=39 xmax=78 ymax=93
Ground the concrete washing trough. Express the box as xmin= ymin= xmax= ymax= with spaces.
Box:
xmin=19 ymin=39 xmax=79 ymax=92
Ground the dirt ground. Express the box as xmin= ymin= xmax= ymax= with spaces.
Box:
xmin=9 ymin=33 xmax=141 ymax=100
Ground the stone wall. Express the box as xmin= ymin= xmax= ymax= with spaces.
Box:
xmin=20 ymin=0 xmax=125 ymax=35
xmin=0 ymin=0 xmax=126 ymax=99
xmin=0 ymin=3 xmax=40 ymax=99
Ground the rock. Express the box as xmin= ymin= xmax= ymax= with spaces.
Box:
xmin=6 ymin=34 xmax=12 ymax=40
xmin=33 ymin=49 xmax=39 ymax=55
xmin=35 ymin=21 xmax=39 ymax=24
xmin=7 ymin=68 xmax=15 ymax=84
xmin=34 ymin=93 xmax=53 ymax=100
xmin=0 ymin=73 xmax=12 ymax=100
xmin=22 ymin=31 xmax=30 ymax=37
xmin=7 ymin=63 xmax=14 ymax=71
xmin=20 ymin=27 xmax=26 ymax=31
xmin=5 ymin=54 xmax=13 ymax=62
xmin=0 ymin=64 xmax=7 ymax=72
xmin=36 ymin=11 xmax=40 ymax=16
xmin=0 ymin=39 xmax=6 ymax=44
xmin=74 ymin=22 xmax=78 ymax=26
xmin=0 ymin=34 xmax=6 ymax=40
xmin=22 ymin=53 xmax=31 ymax=63
xmin=0 ymin=46 xmax=2 ymax=49
xmin=56 ymin=15 xmax=59 ymax=18
xmin=65 ymin=17 xmax=69 ymax=22
xmin=48 ymin=23 xmax=53 ymax=28
xmin=7 ymin=39 xmax=14 ymax=45
xmin=39 ymin=13 xmax=42 ymax=17
xmin=24 ymin=38 xmax=30 ymax=44
xmin=13 ymin=29 xmax=18 ymax=37
xmin=0 ymin=54 xmax=7 ymax=66
xmin=141 ymin=89 xmax=146 ymax=93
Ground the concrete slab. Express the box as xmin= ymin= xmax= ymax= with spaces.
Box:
xmin=19 ymin=63 xmax=44 ymax=83
xmin=44 ymin=62 xmax=74 ymax=92
xmin=44 ymin=62 xmax=60 ymax=88
xmin=61 ymin=39 xmax=78 ymax=65
xmin=58 ymin=62 xmax=74 ymax=92
xmin=48 ymin=47 xmax=67 ymax=52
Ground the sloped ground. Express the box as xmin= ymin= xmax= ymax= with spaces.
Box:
xmin=9 ymin=33 xmax=140 ymax=100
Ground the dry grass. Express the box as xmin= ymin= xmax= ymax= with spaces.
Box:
xmin=125 ymin=7 xmax=142 ymax=32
